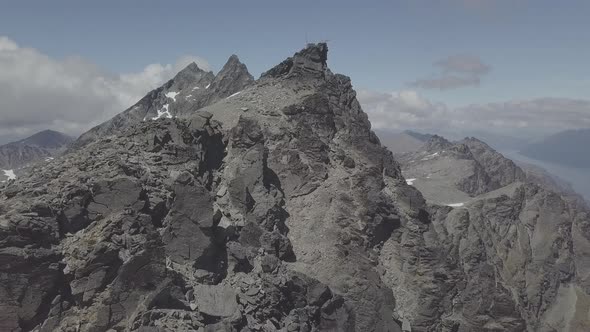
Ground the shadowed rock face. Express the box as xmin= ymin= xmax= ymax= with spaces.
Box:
xmin=1 ymin=43 xmax=589 ymax=332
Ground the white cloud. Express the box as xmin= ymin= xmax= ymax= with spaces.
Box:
xmin=358 ymin=89 xmax=590 ymax=137
xmin=456 ymin=98 xmax=590 ymax=132
xmin=0 ymin=36 xmax=210 ymax=143
xmin=357 ymin=90 xmax=449 ymax=130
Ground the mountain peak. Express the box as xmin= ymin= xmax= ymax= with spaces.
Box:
xmin=175 ymin=62 xmax=209 ymax=77
xmin=19 ymin=129 xmax=73 ymax=148
xmin=3 ymin=44 xmax=590 ymax=332
xmin=423 ymin=134 xmax=453 ymax=151
xmin=297 ymin=42 xmax=328 ymax=63
xmin=461 ymin=136 xmax=488 ymax=146
xmin=261 ymin=42 xmax=329 ymax=79
xmin=206 ymin=54 xmax=254 ymax=97
xmin=217 ymin=54 xmax=252 ymax=78
xmin=183 ymin=61 xmax=202 ymax=71
xmin=225 ymin=54 xmax=241 ymax=64
xmin=0 ymin=129 xmax=73 ymax=169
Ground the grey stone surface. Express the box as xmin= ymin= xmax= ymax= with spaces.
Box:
xmin=193 ymin=284 xmax=238 ymax=317
xmin=0 ymin=43 xmax=588 ymax=332
xmin=391 ymin=131 xmax=590 ymax=331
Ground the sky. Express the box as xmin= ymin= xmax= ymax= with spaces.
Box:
xmin=0 ymin=0 xmax=589 ymax=144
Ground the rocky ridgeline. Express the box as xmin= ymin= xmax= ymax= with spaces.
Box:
xmin=1 ymin=44 xmax=589 ymax=332
xmin=73 ymin=54 xmax=254 ymax=150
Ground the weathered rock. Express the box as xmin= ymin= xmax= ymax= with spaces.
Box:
xmin=194 ymin=284 xmax=238 ymax=317
xmin=1 ymin=43 xmax=588 ymax=332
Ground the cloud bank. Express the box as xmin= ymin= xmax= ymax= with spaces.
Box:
xmin=410 ymin=54 xmax=491 ymax=90
xmin=0 ymin=36 xmax=210 ymax=143
xmin=358 ymin=89 xmax=590 ymax=137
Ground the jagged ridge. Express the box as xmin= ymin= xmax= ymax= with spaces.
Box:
xmin=1 ymin=43 xmax=589 ymax=332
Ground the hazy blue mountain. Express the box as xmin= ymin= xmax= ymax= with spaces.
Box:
xmin=503 ymin=149 xmax=590 ymax=202
xmin=520 ymin=129 xmax=590 ymax=168
xmin=402 ymin=130 xmax=433 ymax=142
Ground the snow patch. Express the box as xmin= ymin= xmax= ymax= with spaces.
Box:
xmin=406 ymin=178 xmax=416 ymax=185
xmin=192 ymin=86 xmax=200 ymax=90
xmin=3 ymin=169 xmax=16 ymax=180
xmin=226 ymin=91 xmax=241 ymax=99
xmin=447 ymin=202 xmax=465 ymax=207
xmin=152 ymin=104 xmax=172 ymax=120
xmin=421 ymin=152 xmax=439 ymax=161
xmin=186 ymin=94 xmax=193 ymax=98
xmin=45 ymin=157 xmax=54 ymax=162
xmin=205 ymin=84 xmax=211 ymax=89
xmin=165 ymin=91 xmax=179 ymax=102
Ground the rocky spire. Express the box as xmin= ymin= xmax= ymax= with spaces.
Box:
xmin=261 ymin=43 xmax=329 ymax=79
xmin=170 ymin=62 xmax=215 ymax=91
xmin=207 ymin=55 xmax=254 ymax=98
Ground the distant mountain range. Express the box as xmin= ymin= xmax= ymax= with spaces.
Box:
xmin=373 ymin=130 xmax=427 ymax=154
xmin=0 ymin=129 xmax=73 ymax=181
xmin=402 ymin=130 xmax=433 ymax=142
xmin=379 ymin=129 xmax=589 ymax=202
xmin=520 ymin=128 xmax=590 ymax=168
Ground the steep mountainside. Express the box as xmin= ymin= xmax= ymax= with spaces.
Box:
xmin=520 ymin=129 xmax=590 ymax=168
xmin=1 ymin=44 xmax=589 ymax=332
xmin=395 ymin=134 xmax=590 ymax=331
xmin=0 ymin=130 xmax=73 ymax=182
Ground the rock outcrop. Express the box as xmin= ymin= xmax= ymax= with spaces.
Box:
xmin=1 ymin=43 xmax=589 ymax=332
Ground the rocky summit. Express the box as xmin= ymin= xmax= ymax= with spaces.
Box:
xmin=1 ymin=44 xmax=589 ymax=332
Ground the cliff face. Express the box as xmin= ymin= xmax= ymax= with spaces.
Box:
xmin=1 ymin=44 xmax=589 ymax=332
